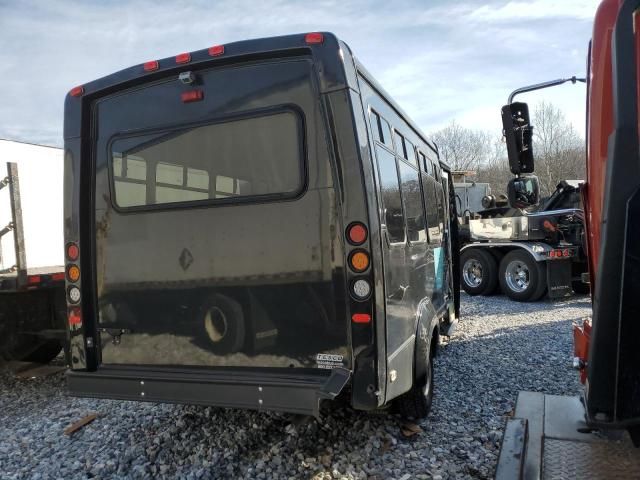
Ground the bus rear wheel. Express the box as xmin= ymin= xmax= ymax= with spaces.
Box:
xmin=460 ymin=249 xmax=498 ymax=296
xmin=396 ymin=349 xmax=434 ymax=420
xmin=200 ymin=294 xmax=246 ymax=355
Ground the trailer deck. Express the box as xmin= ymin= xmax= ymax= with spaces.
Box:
xmin=496 ymin=392 xmax=640 ymax=479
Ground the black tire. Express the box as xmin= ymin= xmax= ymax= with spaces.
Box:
xmin=460 ymin=249 xmax=498 ymax=296
xmin=572 ymin=281 xmax=590 ymax=295
xmin=200 ymin=294 xmax=246 ymax=355
xmin=396 ymin=350 xmax=434 ymax=420
xmin=499 ymin=250 xmax=547 ymax=302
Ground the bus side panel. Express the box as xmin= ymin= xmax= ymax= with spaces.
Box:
xmin=357 ymin=77 xmax=442 ymax=402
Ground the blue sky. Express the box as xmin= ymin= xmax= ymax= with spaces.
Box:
xmin=0 ymin=0 xmax=599 ymax=146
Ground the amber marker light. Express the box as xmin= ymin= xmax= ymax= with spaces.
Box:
xmin=67 ymin=264 xmax=80 ymax=282
xmin=349 ymin=250 xmax=370 ymax=272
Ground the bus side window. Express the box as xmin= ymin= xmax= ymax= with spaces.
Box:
xmin=375 ymin=145 xmax=405 ymax=243
xmin=370 ymin=109 xmax=393 ymax=148
xmin=394 ymin=130 xmax=407 ymax=159
xmin=404 ymin=138 xmax=418 ymax=168
xmin=398 ymin=161 xmax=426 ymax=243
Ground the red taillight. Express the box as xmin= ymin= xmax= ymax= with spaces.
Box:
xmin=563 ymin=249 xmax=570 ymax=257
xmin=70 ymin=86 xmax=84 ymax=97
xmin=143 ymin=60 xmax=159 ymax=72
xmin=347 ymin=223 xmax=368 ymax=245
xmin=175 ymin=52 xmax=191 ymax=64
xmin=52 ymin=272 xmax=65 ymax=282
xmin=352 ymin=313 xmax=371 ymax=324
xmin=208 ymin=45 xmax=224 ymax=56
xmin=27 ymin=275 xmax=41 ymax=285
xmin=67 ymin=243 xmax=79 ymax=261
xmin=181 ymin=90 xmax=204 ymax=103
xmin=68 ymin=307 xmax=82 ymax=326
xmin=305 ymin=32 xmax=324 ymax=44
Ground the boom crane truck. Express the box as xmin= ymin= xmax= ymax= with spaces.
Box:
xmin=495 ymin=0 xmax=640 ymax=477
xmin=459 ymin=78 xmax=589 ymax=302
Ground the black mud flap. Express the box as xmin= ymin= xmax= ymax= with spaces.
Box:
xmin=547 ymin=259 xmax=572 ymax=299
xmin=67 ymin=366 xmax=351 ymax=418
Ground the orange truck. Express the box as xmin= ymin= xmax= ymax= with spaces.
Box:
xmin=496 ymin=0 xmax=640 ymax=477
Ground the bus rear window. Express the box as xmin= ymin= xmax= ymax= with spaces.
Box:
xmin=110 ymin=110 xmax=303 ymax=209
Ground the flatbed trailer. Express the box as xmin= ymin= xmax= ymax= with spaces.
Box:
xmin=0 ymin=140 xmax=66 ymax=363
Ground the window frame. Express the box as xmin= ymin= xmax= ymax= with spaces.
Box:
xmin=106 ymin=106 xmax=307 ymax=213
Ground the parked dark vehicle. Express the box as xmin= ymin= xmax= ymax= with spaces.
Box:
xmin=63 ymin=32 xmax=459 ymax=418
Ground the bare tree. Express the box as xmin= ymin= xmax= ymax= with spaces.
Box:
xmin=532 ymin=102 xmax=586 ymax=196
xmin=430 ymin=103 xmax=585 ymax=200
xmin=431 ymin=121 xmax=493 ymax=171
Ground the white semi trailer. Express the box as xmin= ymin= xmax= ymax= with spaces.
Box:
xmin=0 ymin=139 xmax=66 ymax=363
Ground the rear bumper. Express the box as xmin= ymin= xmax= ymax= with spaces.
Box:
xmin=67 ymin=366 xmax=350 ymax=417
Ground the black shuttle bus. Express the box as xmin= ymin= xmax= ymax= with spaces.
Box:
xmin=63 ymin=32 xmax=460 ymax=418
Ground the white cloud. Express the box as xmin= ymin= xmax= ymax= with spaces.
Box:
xmin=0 ymin=0 xmax=599 ymax=146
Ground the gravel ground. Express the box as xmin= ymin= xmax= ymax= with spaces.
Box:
xmin=0 ymin=293 xmax=591 ymax=480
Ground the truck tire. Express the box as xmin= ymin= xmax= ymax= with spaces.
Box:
xmin=460 ymin=248 xmax=498 ymax=296
xmin=572 ymin=281 xmax=590 ymax=295
xmin=200 ymin=294 xmax=246 ymax=355
xmin=396 ymin=350 xmax=434 ymax=420
xmin=499 ymin=250 xmax=547 ymax=302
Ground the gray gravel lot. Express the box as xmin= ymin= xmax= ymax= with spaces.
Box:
xmin=0 ymin=293 xmax=591 ymax=480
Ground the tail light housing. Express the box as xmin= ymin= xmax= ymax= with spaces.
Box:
xmin=349 ymin=250 xmax=370 ymax=272
xmin=66 ymin=243 xmax=79 ymax=261
xmin=346 ymin=223 xmax=368 ymax=245
xmin=68 ymin=307 xmax=82 ymax=327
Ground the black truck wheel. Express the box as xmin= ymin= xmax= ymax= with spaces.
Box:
xmin=499 ymin=250 xmax=547 ymax=302
xmin=572 ymin=281 xmax=590 ymax=295
xmin=200 ymin=294 xmax=246 ymax=355
xmin=460 ymin=248 xmax=498 ymax=296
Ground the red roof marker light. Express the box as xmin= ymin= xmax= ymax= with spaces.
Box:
xmin=70 ymin=86 xmax=84 ymax=97
xmin=305 ymin=32 xmax=324 ymax=44
xmin=144 ymin=60 xmax=159 ymax=72
xmin=175 ymin=52 xmax=191 ymax=64
xmin=208 ymin=45 xmax=225 ymax=56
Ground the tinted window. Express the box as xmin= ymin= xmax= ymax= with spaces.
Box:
xmin=380 ymin=117 xmax=393 ymax=148
xmin=110 ymin=111 xmax=302 ymax=208
xmin=404 ymin=138 xmax=416 ymax=166
xmin=398 ymin=162 xmax=426 ymax=242
xmin=419 ymin=151 xmax=429 ymax=174
xmin=370 ymin=109 xmax=393 ymax=148
xmin=394 ymin=130 xmax=406 ymax=158
xmin=375 ymin=145 xmax=405 ymax=243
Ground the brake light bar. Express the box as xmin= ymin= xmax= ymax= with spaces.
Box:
xmin=181 ymin=90 xmax=204 ymax=103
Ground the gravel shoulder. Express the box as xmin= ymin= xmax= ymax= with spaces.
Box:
xmin=0 ymin=294 xmax=591 ymax=480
